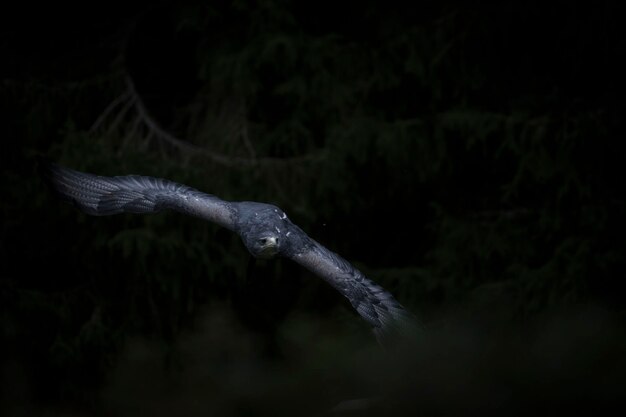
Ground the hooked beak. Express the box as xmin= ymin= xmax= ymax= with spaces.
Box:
xmin=262 ymin=236 xmax=278 ymax=247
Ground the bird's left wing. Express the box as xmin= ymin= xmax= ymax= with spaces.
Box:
xmin=43 ymin=162 xmax=236 ymax=230
xmin=286 ymin=233 xmax=421 ymax=344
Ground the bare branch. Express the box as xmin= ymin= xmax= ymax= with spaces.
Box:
xmin=120 ymin=75 xmax=322 ymax=168
xmin=89 ymin=91 xmax=131 ymax=133
xmin=105 ymin=92 xmax=137 ymax=136
xmin=239 ymin=99 xmax=257 ymax=160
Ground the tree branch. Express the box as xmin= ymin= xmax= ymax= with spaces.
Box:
xmin=119 ymin=75 xmax=323 ymax=168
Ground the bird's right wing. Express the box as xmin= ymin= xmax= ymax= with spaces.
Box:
xmin=43 ymin=162 xmax=236 ymax=230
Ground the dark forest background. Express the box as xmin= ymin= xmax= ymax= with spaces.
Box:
xmin=1 ymin=1 xmax=625 ymax=415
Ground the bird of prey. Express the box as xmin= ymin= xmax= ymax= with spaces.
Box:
xmin=43 ymin=162 xmax=420 ymax=344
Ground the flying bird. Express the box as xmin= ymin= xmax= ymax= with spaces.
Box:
xmin=43 ymin=162 xmax=420 ymax=344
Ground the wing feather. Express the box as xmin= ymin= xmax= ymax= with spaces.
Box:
xmin=287 ymin=236 xmax=422 ymax=344
xmin=43 ymin=162 xmax=236 ymax=230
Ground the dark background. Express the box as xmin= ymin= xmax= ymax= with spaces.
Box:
xmin=2 ymin=1 xmax=625 ymax=415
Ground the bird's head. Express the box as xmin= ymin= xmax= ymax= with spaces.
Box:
xmin=235 ymin=202 xmax=292 ymax=259
xmin=247 ymin=233 xmax=280 ymax=259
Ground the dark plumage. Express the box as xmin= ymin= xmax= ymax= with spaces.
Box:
xmin=43 ymin=162 xmax=421 ymax=344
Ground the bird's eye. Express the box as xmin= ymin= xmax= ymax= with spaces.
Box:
xmin=259 ymin=238 xmax=267 ymax=245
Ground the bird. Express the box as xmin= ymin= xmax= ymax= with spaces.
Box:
xmin=42 ymin=162 xmax=420 ymax=344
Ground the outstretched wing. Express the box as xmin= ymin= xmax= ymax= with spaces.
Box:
xmin=286 ymin=235 xmax=421 ymax=344
xmin=43 ymin=162 xmax=236 ymax=230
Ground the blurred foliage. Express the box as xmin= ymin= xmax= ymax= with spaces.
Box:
xmin=1 ymin=0 xmax=625 ymax=414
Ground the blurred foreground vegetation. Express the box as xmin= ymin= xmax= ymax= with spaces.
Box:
xmin=1 ymin=1 xmax=625 ymax=415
